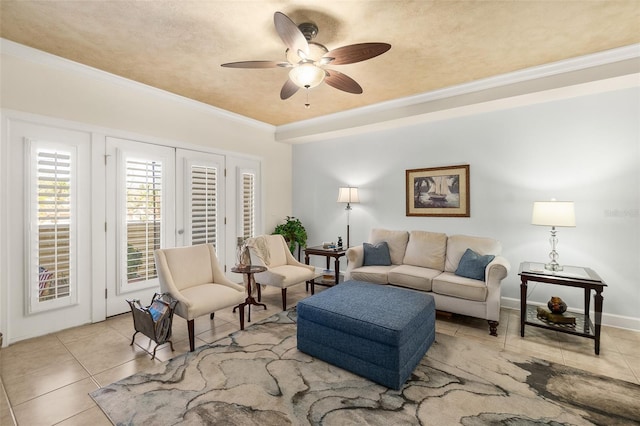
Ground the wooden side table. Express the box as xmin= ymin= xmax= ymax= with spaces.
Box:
xmin=518 ymin=262 xmax=607 ymax=355
xmin=231 ymin=264 xmax=267 ymax=326
xmin=304 ymin=245 xmax=347 ymax=287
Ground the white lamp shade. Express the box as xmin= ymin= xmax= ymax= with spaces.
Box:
xmin=532 ymin=201 xmax=576 ymax=227
xmin=289 ymin=63 xmax=325 ymax=88
xmin=337 ymin=187 xmax=360 ymax=204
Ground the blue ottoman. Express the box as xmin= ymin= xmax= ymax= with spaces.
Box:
xmin=297 ymin=280 xmax=435 ymax=390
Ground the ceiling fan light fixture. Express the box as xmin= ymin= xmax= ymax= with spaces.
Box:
xmin=289 ymin=63 xmax=325 ymax=89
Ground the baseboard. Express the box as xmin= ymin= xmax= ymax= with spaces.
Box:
xmin=501 ymin=297 xmax=640 ymax=331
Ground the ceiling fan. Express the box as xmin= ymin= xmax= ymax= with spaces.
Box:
xmin=221 ymin=11 xmax=391 ymax=104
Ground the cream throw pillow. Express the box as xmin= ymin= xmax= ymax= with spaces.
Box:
xmin=369 ymin=229 xmax=409 ymax=265
xmin=403 ymin=230 xmax=447 ymax=270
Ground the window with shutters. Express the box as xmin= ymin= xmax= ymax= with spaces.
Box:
xmin=241 ymin=171 xmax=256 ymax=239
xmin=125 ymin=159 xmax=161 ymax=283
xmin=28 ymin=141 xmax=77 ymax=312
xmin=190 ymin=165 xmax=218 ymax=246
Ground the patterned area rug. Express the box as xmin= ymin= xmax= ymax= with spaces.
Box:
xmin=91 ymin=309 xmax=640 ymax=425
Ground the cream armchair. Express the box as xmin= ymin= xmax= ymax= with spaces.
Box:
xmin=245 ymin=234 xmax=316 ymax=310
xmin=154 ymin=244 xmax=246 ymax=352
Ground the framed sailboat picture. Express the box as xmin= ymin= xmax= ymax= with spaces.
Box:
xmin=406 ymin=164 xmax=470 ymax=217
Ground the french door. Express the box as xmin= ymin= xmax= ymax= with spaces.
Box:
xmin=105 ymin=142 xmax=230 ymax=316
xmin=105 ymin=137 xmax=175 ymax=316
xmin=175 ymin=149 xmax=225 ymax=252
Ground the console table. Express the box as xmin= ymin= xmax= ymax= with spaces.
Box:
xmin=518 ymin=262 xmax=607 ymax=355
xmin=304 ymin=245 xmax=346 ymax=286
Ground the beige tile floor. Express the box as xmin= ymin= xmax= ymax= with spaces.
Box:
xmin=1 ymin=284 xmax=639 ymax=425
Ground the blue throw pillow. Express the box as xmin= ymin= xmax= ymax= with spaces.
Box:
xmin=455 ymin=248 xmax=495 ymax=281
xmin=363 ymin=242 xmax=392 ymax=266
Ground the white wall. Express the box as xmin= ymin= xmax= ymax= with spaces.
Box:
xmin=0 ymin=43 xmax=294 ymax=343
xmin=0 ymin=47 xmax=292 ymax=232
xmin=293 ymin=85 xmax=640 ymax=329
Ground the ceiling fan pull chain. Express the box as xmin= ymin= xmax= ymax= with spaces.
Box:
xmin=304 ymin=85 xmax=311 ymax=109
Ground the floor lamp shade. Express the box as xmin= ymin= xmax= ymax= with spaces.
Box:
xmin=337 ymin=187 xmax=359 ymax=248
xmin=337 ymin=187 xmax=360 ymax=205
xmin=532 ymin=201 xmax=575 ymax=271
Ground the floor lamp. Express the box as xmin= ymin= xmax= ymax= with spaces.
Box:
xmin=337 ymin=187 xmax=359 ymax=248
xmin=532 ymin=200 xmax=575 ymax=271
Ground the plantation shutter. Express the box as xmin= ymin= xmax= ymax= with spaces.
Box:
xmin=29 ymin=141 xmax=77 ymax=311
xmin=125 ymin=159 xmax=161 ymax=283
xmin=241 ymin=171 xmax=256 ymax=239
xmin=190 ymin=165 xmax=217 ymax=246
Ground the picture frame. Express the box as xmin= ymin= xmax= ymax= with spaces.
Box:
xmin=406 ymin=164 xmax=470 ymax=217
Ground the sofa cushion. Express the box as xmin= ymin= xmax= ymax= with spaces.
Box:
xmin=444 ymin=234 xmax=502 ymax=273
xmin=388 ymin=265 xmax=441 ymax=292
xmin=432 ymin=272 xmax=488 ymax=302
xmin=350 ymin=265 xmax=394 ymax=284
xmin=455 ymin=248 xmax=495 ymax=281
xmin=363 ymin=242 xmax=392 ymax=266
xmin=369 ymin=229 xmax=409 ymax=265
xmin=402 ymin=230 xmax=447 ymax=270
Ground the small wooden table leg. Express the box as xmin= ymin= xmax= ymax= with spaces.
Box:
xmin=520 ymin=278 xmax=527 ymax=337
xmin=594 ymin=289 xmax=604 ymax=355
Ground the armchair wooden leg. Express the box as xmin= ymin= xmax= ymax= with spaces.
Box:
xmin=257 ymin=282 xmax=262 ymax=302
xmin=281 ymin=288 xmax=287 ymax=311
xmin=239 ymin=304 xmax=245 ymax=330
xmin=310 ymin=279 xmax=315 ymax=295
xmin=488 ymin=320 xmax=499 ymax=336
xmin=210 ymin=312 xmax=215 ymax=320
xmin=187 ymin=319 xmax=195 ymax=352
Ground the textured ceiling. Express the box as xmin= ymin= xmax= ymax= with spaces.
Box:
xmin=1 ymin=1 xmax=639 ymax=126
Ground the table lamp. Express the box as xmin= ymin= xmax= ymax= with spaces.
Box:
xmin=531 ymin=200 xmax=575 ymax=271
xmin=337 ymin=187 xmax=359 ymax=248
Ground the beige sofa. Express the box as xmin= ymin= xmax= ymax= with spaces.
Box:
xmin=345 ymin=228 xmax=510 ymax=335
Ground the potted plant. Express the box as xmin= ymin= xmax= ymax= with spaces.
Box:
xmin=273 ymin=216 xmax=307 ymax=257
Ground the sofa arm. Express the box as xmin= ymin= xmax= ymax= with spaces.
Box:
xmin=485 ymin=256 xmax=510 ymax=287
xmin=484 ymin=256 xmax=511 ymax=322
xmin=344 ymin=245 xmax=364 ymax=280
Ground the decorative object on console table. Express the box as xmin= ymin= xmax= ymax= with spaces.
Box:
xmin=405 ymin=164 xmax=470 ymax=217
xmin=337 ymin=187 xmax=359 ymax=248
xmin=531 ymin=200 xmax=575 ymax=271
xmin=547 ymin=296 xmax=567 ymax=314
xmin=536 ymin=306 xmax=576 ymax=325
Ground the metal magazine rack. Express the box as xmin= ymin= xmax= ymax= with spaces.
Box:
xmin=127 ymin=293 xmax=178 ymax=359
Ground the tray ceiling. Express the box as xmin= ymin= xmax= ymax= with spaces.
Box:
xmin=1 ymin=1 xmax=639 ymax=126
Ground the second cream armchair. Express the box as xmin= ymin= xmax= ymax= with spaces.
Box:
xmin=246 ymin=234 xmax=316 ymax=310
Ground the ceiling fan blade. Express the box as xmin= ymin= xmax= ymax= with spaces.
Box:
xmin=221 ymin=61 xmax=288 ymax=69
xmin=322 ymin=42 xmax=391 ymax=65
xmin=274 ymin=11 xmax=309 ymax=57
xmin=324 ymin=70 xmax=363 ymax=94
xmin=280 ymin=78 xmax=300 ymax=100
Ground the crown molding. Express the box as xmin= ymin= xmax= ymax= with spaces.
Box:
xmin=2 ymin=38 xmax=638 ymax=144
xmin=276 ymin=44 xmax=640 ymax=144
xmin=0 ymin=38 xmax=275 ymax=133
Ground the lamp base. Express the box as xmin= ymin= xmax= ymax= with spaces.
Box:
xmin=544 ymin=262 xmax=563 ymax=272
